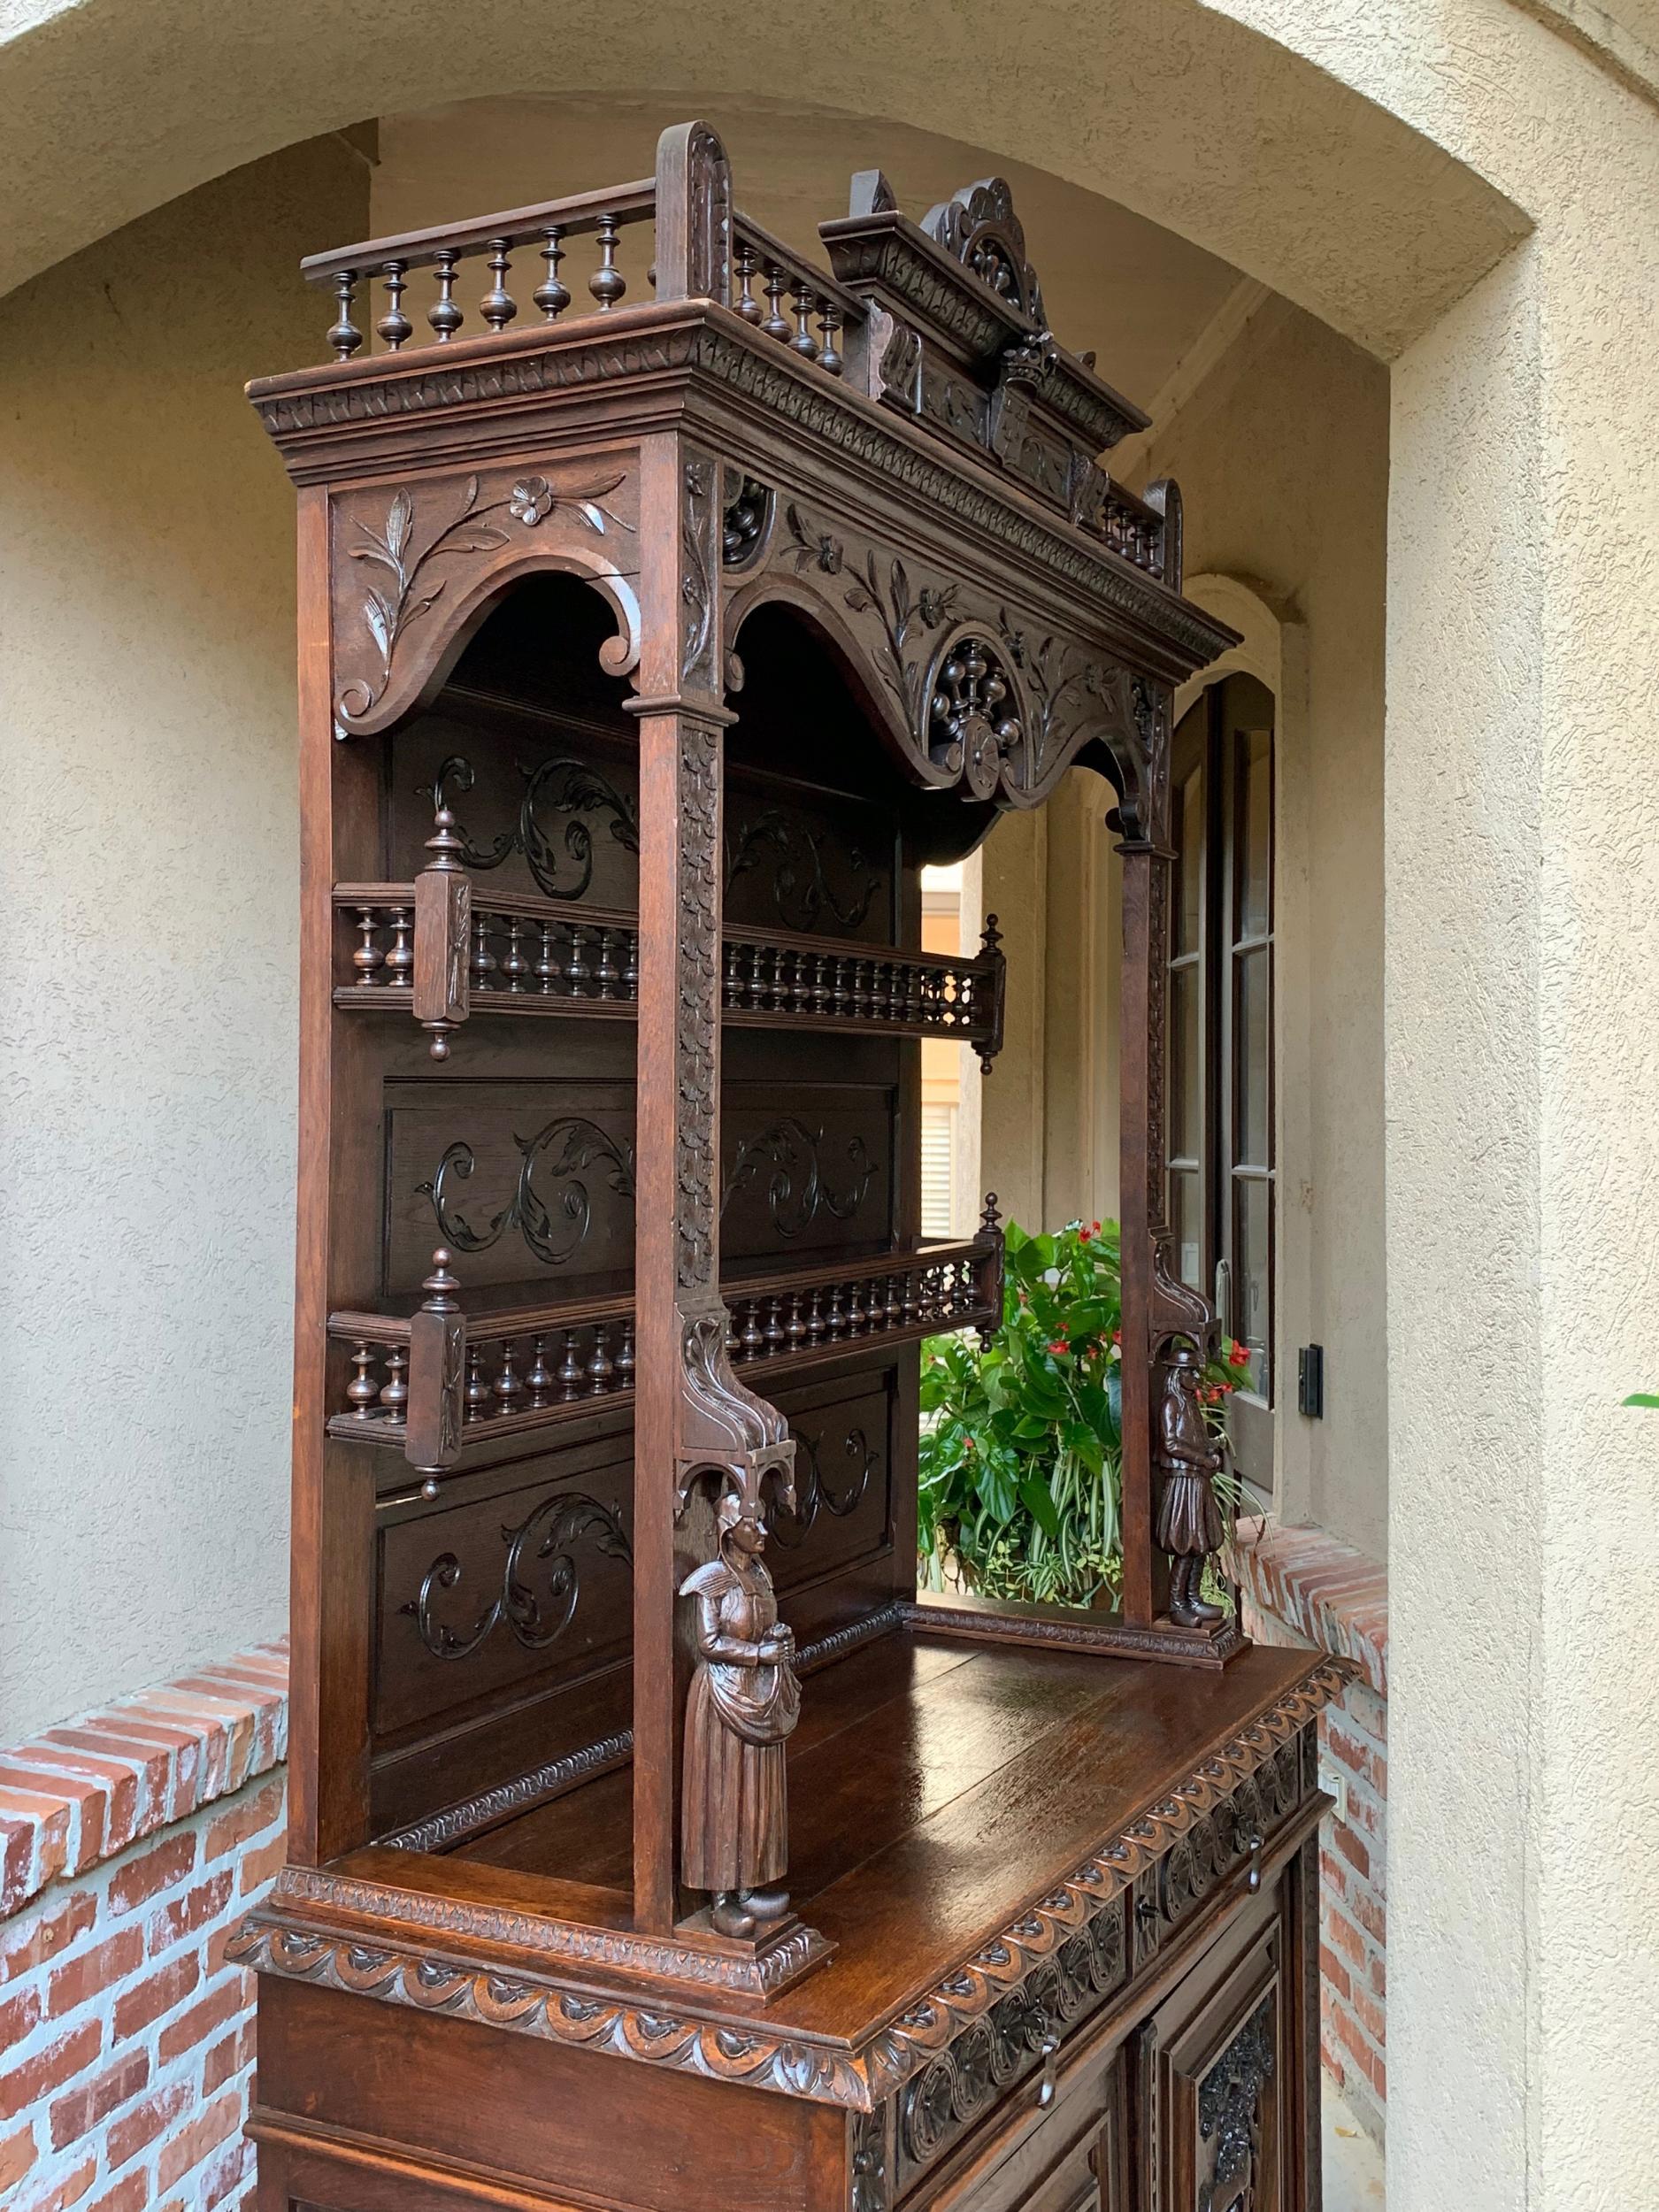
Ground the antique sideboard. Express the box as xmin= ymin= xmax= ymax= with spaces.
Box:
xmin=232 ymin=124 xmax=1352 ymax=2212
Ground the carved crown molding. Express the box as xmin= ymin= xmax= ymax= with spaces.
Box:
xmin=232 ymin=1653 xmax=1352 ymax=2111
xmin=252 ymin=319 xmax=1231 ymax=674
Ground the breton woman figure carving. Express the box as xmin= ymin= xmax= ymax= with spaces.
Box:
xmin=679 ymin=1479 xmax=801 ymax=1938
xmin=1156 ymin=1342 xmax=1226 ymax=1628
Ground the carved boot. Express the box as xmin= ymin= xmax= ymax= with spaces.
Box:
xmin=1169 ymin=1557 xmax=1202 ymax=1628
xmin=710 ymin=1891 xmax=757 ymax=1939
xmin=738 ymin=1885 xmax=790 ymax=1925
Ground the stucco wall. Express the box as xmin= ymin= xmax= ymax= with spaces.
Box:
xmin=0 ymin=138 xmax=368 ymax=1742
xmin=1126 ymin=299 xmax=1391 ymax=1561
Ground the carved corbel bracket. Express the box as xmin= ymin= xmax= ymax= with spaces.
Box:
xmin=674 ymin=1307 xmax=796 ymax=1514
xmin=328 ymin=464 xmax=643 ymax=738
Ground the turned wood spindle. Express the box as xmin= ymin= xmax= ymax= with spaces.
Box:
xmin=480 ymin=238 xmax=518 ymax=334
xmin=428 ymin=249 xmax=465 ymax=342
xmin=787 ymin=1293 xmax=806 ymax=1347
xmin=465 ymin=1345 xmax=491 ymax=1419
xmin=557 ymin=1331 xmax=584 ymax=1400
xmin=733 ymin=243 xmax=762 ymax=323
xmin=534 ymin=921 xmax=561 ymax=995
xmin=587 ymin=1322 xmax=614 ymax=1394
xmin=352 ymin=907 xmax=383 ymax=986
xmin=501 ymin=915 xmax=528 ymax=993
xmin=526 ymin=1335 xmax=553 ymax=1404
xmin=380 ymin=1347 xmax=409 ymax=1420
xmin=761 ymin=264 xmax=791 ymax=342
xmin=377 ymin=261 xmax=412 ymax=351
xmin=346 ymin=1344 xmax=379 ymax=1418
xmin=764 ymin=1298 xmax=786 ymax=1352
xmin=383 ymin=909 xmax=413 ymax=988
xmin=615 ymin=1318 xmax=635 ymax=1389
xmin=566 ymin=925 xmax=589 ymax=995
xmin=595 ymin=928 xmax=618 ymax=999
xmin=534 ymin=227 xmax=571 ymax=320
xmin=327 ymin=270 xmax=364 ymax=361
xmin=807 ymin=1288 xmax=826 ymax=1340
xmin=788 ymin=280 xmax=821 ymax=359
xmin=589 ymin=215 xmax=626 ymax=310
xmin=818 ymin=304 xmax=845 ymax=377
xmin=470 ymin=913 xmax=497 ymax=993
xmin=622 ymin=928 xmax=640 ymax=999
xmin=493 ymin=1339 xmax=525 ymax=1412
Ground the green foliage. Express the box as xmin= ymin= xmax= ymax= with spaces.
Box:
xmin=918 ymin=1217 xmax=1253 ymax=1609
xmin=1624 ymin=1393 xmax=1659 ymax=1408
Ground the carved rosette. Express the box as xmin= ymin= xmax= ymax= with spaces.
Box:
xmin=329 ymin=466 xmax=641 ymax=737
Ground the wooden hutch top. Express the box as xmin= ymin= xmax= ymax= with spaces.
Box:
xmin=233 ymin=123 xmax=1349 ymax=2193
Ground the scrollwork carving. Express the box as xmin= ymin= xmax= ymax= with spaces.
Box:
xmin=768 ymin=1425 xmax=879 ymax=1549
xmin=401 ymin=1489 xmax=632 ymax=1662
xmin=926 ymin=635 xmax=1025 ymax=799
xmin=426 ymin=754 xmax=639 ymax=901
xmin=681 ymin=457 xmax=718 ymax=686
xmin=842 ymin=549 xmax=961 ymax=728
xmin=418 ymin=1116 xmax=635 ymax=1268
xmin=675 ymin=721 xmax=721 ymax=1291
xmin=921 ymin=178 xmax=1045 ymax=323
xmin=725 ymin=808 xmax=880 ymax=932
xmin=725 ymin=1118 xmax=875 ymax=1239
xmin=336 ymin=471 xmax=630 ymax=726
xmin=722 ymin=472 xmax=773 ymax=568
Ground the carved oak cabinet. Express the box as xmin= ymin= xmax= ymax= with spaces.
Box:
xmin=234 ymin=126 xmax=1351 ymax=2212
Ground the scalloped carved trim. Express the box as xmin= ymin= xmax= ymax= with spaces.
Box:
xmin=234 ymin=1654 xmax=1352 ymax=2108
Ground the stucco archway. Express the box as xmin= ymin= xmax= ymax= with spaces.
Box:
xmin=4 ymin=4 xmax=1658 ymax=2206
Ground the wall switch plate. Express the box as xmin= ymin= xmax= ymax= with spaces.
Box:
xmin=1297 ymin=1343 xmax=1325 ymax=1419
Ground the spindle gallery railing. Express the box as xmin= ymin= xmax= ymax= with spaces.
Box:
xmin=302 ymin=186 xmax=860 ymax=383
xmin=333 ymin=885 xmax=1007 ymax=1068
xmin=327 ymin=1224 xmax=1002 ymax=1471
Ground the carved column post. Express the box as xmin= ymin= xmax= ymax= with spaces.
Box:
xmin=1117 ymin=840 xmax=1166 ymax=1630
xmin=629 ymin=431 xmax=795 ymax=1937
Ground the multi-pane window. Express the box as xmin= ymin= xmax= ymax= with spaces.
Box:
xmin=1167 ymin=673 xmax=1276 ymax=1486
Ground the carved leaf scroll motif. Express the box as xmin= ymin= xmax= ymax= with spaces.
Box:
xmin=418 ymin=1117 xmax=635 ymax=1269
xmin=336 ymin=470 xmax=633 ymax=728
xmin=427 ymin=754 xmax=639 ymax=902
xmin=1197 ymin=1993 xmax=1276 ymax=2212
xmin=402 ymin=1490 xmax=632 ymax=1663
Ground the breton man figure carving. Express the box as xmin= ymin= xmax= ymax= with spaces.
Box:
xmin=680 ymin=1474 xmax=800 ymax=1938
xmin=1156 ymin=1341 xmax=1226 ymax=1628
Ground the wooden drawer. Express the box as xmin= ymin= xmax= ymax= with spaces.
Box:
xmin=909 ymin=2043 xmax=1126 ymax=2212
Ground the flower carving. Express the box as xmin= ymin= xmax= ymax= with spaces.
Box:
xmin=509 ymin=476 xmax=556 ymax=526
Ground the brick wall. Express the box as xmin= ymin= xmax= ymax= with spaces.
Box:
xmin=0 ymin=1647 xmax=289 ymax=2212
xmin=1230 ymin=1522 xmax=1387 ymax=2144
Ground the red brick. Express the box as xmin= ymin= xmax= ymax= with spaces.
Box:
xmin=48 ymin=2047 xmax=148 ymax=2151
xmin=111 ymin=1950 xmax=200 ymax=2039
xmin=1 ymin=1818 xmax=35 ymax=1916
xmin=1348 ymin=1886 xmax=1386 ymax=1945
xmin=1352 ymin=1985 xmax=1386 ymax=2047
xmin=0 ymin=1790 xmax=72 ymax=1899
xmin=202 ymin=2026 xmax=242 ymax=2095
xmin=0 ymin=2021 xmax=103 ymax=2123
xmin=1325 ymin=1902 xmax=1367 ymax=1970
xmin=1369 ymin=1951 xmax=1386 ymax=1998
xmin=1318 ymin=1847 xmax=1348 ymax=1901
xmin=1318 ymin=1942 xmax=1351 ymax=2001
xmin=108 ymin=1832 xmax=196 ymax=1916
xmin=158 ymin=1974 xmax=244 ymax=2064
xmin=1 ymin=1892 xmax=96 ymax=1985
xmin=205 ymin=1780 xmax=283 ymax=1863
xmin=11 ymin=1751 xmax=140 ymax=1857
xmin=0 ymin=2119 xmax=38 ymax=2192
xmin=199 ymin=2131 xmax=252 ymax=2208
xmin=105 ymin=2078 xmax=193 ymax=2170
xmin=0 ymin=1982 xmax=42 ymax=2049
xmin=157 ymin=2087 xmax=241 ymax=2193
xmin=1331 ymin=1819 xmax=1371 ymax=1880
xmin=48 ymin=1928 xmax=143 ymax=2019
xmin=1319 ymin=2027 xmax=1346 ymax=2087
xmin=85 ymin=2175 xmax=148 ymax=2212
xmin=17 ymin=2148 xmax=96 ymax=2212
xmin=1333 ymin=2002 xmax=1386 ymax=2097
xmin=147 ymin=1870 xmax=233 ymax=1956
xmin=238 ymin=1835 xmax=286 ymax=1898
xmin=0 ymin=1770 xmax=104 ymax=1878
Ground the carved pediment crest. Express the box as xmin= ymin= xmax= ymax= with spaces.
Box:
xmin=921 ymin=178 xmax=1045 ymax=323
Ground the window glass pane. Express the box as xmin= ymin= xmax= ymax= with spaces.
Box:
xmin=1233 ymin=1176 xmax=1271 ymax=1395
xmin=1236 ymin=726 xmax=1271 ymax=941
xmin=1234 ymin=946 xmax=1270 ymax=1168
xmin=1171 ymin=1169 xmax=1202 ymax=1289
xmin=1174 ymin=769 xmax=1202 ymax=954
xmin=1170 ymin=964 xmax=1201 ymax=1161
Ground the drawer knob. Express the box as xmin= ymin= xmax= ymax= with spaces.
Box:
xmin=1037 ymin=2028 xmax=1062 ymax=2108
xmin=1246 ymin=1830 xmax=1263 ymax=1893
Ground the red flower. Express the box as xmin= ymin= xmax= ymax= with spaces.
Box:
xmin=1230 ymin=1339 xmax=1249 ymax=1367
xmin=1110 ymin=1327 xmax=1122 ymax=1347
xmin=1078 ymin=1226 xmax=1092 ymax=1242
xmin=1092 ymin=1221 xmax=1102 ymax=1233
xmin=1048 ymin=1337 xmax=1070 ymax=1356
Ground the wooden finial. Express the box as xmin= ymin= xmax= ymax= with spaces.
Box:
xmin=980 ymin=1192 xmax=1002 ymax=1235
xmin=422 ymin=1249 xmax=460 ymax=1309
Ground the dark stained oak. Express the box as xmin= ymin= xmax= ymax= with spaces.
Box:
xmin=244 ymin=117 xmax=1342 ymax=2212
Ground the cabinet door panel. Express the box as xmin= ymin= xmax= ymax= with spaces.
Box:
xmin=1139 ymin=1916 xmax=1286 ymax=2212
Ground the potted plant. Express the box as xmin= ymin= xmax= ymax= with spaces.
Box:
xmin=918 ymin=1217 xmax=1254 ymax=1607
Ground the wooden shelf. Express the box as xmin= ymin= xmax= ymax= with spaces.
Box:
xmin=333 ymin=880 xmax=1005 ymax=1063
xmin=327 ymin=1233 xmax=1002 ymax=1471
